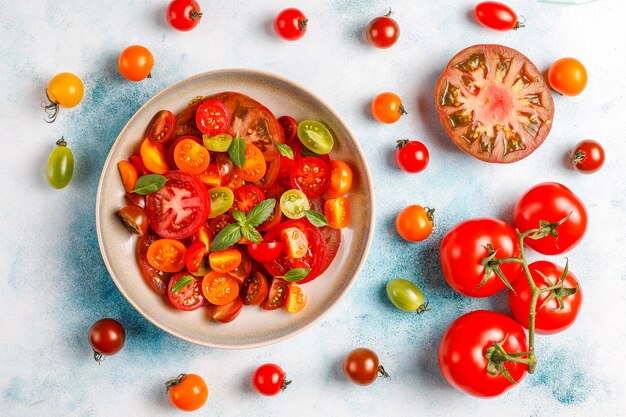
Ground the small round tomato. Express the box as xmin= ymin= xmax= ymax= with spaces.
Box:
xmin=116 ymin=205 xmax=148 ymax=236
xmin=140 ymin=138 xmax=169 ymax=174
xmin=548 ymin=57 xmax=588 ymax=96
xmin=184 ymin=240 xmax=208 ymax=273
xmin=395 ymin=205 xmax=433 ymax=242
xmin=167 ymin=0 xmax=202 ymax=31
xmin=286 ymin=283 xmax=306 ymax=313
xmin=208 ymin=187 xmax=234 ymax=218
xmin=43 ymin=73 xmax=84 ymax=122
xmin=343 ymin=348 xmax=388 ymax=386
xmin=118 ymin=45 xmax=154 ymax=82
xmin=196 ymin=100 xmax=230 ymax=136
xmin=281 ymin=227 xmax=309 ymax=259
xmin=386 ymin=278 xmax=428 ymax=313
xmin=233 ymin=185 xmax=265 ymax=214
xmin=210 ymin=297 xmax=243 ymax=323
xmin=166 ymin=373 xmax=208 ymax=412
xmin=571 ymin=140 xmax=605 ymax=174
xmin=46 ymin=137 xmax=74 ymax=189
xmin=147 ymin=239 xmax=187 ymax=273
xmin=174 ymin=138 xmax=211 ymax=175
xmin=137 ymin=229 xmax=174 ymax=294
xmin=167 ymin=135 xmax=202 ymax=170
xmin=117 ymin=160 xmax=139 ymax=192
xmin=297 ymin=120 xmax=334 ymax=155
xmin=324 ymin=197 xmax=351 ymax=229
xmin=262 ymin=279 xmax=289 ymax=310
xmin=280 ymin=189 xmax=310 ymax=219
xmin=242 ymin=271 xmax=269 ymax=305
xmin=168 ymin=273 xmax=205 ymax=311
xmin=202 ymin=133 xmax=233 ymax=152
xmin=474 ymin=2 xmax=522 ymax=31
xmin=291 ymin=157 xmax=331 ymax=198
xmin=252 ymin=364 xmax=290 ymax=396
xmin=371 ymin=92 xmax=406 ymax=124
xmin=202 ymin=271 xmax=239 ymax=305
xmin=326 ymin=160 xmax=353 ymax=198
xmin=248 ymin=242 xmax=283 ymax=263
xmin=395 ymin=140 xmax=429 ymax=173
xmin=209 ymin=248 xmax=242 ymax=273
xmin=239 ymin=143 xmax=267 ymax=182
xmin=514 ymin=182 xmax=587 ymax=255
xmin=146 ymin=110 xmax=176 ymax=144
xmin=88 ymin=318 xmax=125 ymax=362
xmin=274 ymin=8 xmax=308 ymax=41
xmin=278 ymin=116 xmax=298 ymax=142
xmin=366 ymin=10 xmax=400 ymax=48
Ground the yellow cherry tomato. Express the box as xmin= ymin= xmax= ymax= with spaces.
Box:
xmin=43 ymin=72 xmax=84 ymax=123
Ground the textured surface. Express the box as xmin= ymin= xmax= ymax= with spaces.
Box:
xmin=1 ymin=0 xmax=625 ymax=416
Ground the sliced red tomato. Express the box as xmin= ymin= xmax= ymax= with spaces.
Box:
xmin=137 ymin=229 xmax=173 ymax=295
xmin=281 ymin=227 xmax=308 ymax=258
xmin=184 ymin=240 xmax=208 ymax=273
xmin=248 ymin=242 xmax=283 ymax=263
xmin=291 ymin=156 xmax=331 ymax=198
xmin=238 ymin=143 xmax=267 ymax=182
xmin=318 ymin=225 xmax=341 ymax=274
xmin=167 ymin=135 xmax=202 ymax=170
xmin=209 ymin=297 xmax=243 ymax=323
xmin=195 ymin=100 xmax=230 ymax=136
xmin=146 ymin=110 xmax=176 ymax=144
xmin=261 ymin=279 xmax=289 ymax=310
xmin=145 ymin=170 xmax=211 ymax=239
xmin=232 ymin=184 xmax=265 ymax=214
xmin=167 ymin=273 xmax=205 ymax=311
xmin=286 ymin=283 xmax=306 ymax=313
xmin=262 ymin=220 xmax=326 ymax=284
xmin=241 ymin=271 xmax=269 ymax=305
xmin=202 ymin=271 xmax=240 ymax=305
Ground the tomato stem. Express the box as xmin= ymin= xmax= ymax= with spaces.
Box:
xmin=93 ymin=350 xmax=104 ymax=364
xmin=377 ymin=365 xmax=390 ymax=379
xmin=56 ymin=136 xmax=67 ymax=147
xmin=42 ymin=90 xmax=60 ymax=123
xmin=281 ymin=373 xmax=292 ymax=392
xmin=165 ymin=374 xmax=187 ymax=391
xmin=384 ymin=8 xmax=394 ymax=17
xmin=191 ymin=6 xmax=203 ymax=21
xmin=416 ymin=300 xmax=431 ymax=314
xmin=516 ymin=229 xmax=538 ymax=374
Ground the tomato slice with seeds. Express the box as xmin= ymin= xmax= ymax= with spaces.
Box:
xmin=281 ymin=227 xmax=308 ymax=258
xmin=202 ymin=271 xmax=240 ymax=305
xmin=290 ymin=156 xmax=331 ymax=198
xmin=309 ymin=197 xmax=342 ymax=274
xmin=167 ymin=135 xmax=202 ymax=170
xmin=146 ymin=110 xmax=176 ymax=144
xmin=195 ymin=100 xmax=230 ymax=136
xmin=167 ymin=273 xmax=205 ymax=311
xmin=278 ymin=115 xmax=298 ymax=143
xmin=173 ymin=138 xmax=211 ymax=174
xmin=232 ymin=184 xmax=265 ymax=214
xmin=326 ymin=160 xmax=353 ymax=198
xmin=324 ymin=196 xmax=351 ymax=229
xmin=242 ymin=271 xmax=269 ymax=305
xmin=261 ymin=279 xmax=289 ymax=310
xmin=208 ymin=214 xmax=232 ymax=241
xmin=146 ymin=238 xmax=187 ymax=272
xmin=210 ymin=297 xmax=243 ymax=323
xmin=195 ymin=163 xmax=221 ymax=188
xmin=286 ymin=283 xmax=306 ymax=313
xmin=191 ymin=222 xmax=211 ymax=250
xmin=226 ymin=249 xmax=252 ymax=286
xmin=209 ymin=248 xmax=242 ymax=273
xmin=137 ymin=229 xmax=173 ymax=295
xmin=145 ymin=170 xmax=211 ymax=239
xmin=185 ymin=240 xmax=208 ymax=273
xmin=238 ymin=143 xmax=267 ymax=182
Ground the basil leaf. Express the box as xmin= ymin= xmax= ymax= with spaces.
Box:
xmin=305 ymin=210 xmax=329 ymax=227
xmin=209 ymin=223 xmax=241 ymax=251
xmin=170 ymin=275 xmax=195 ymax=294
xmin=275 ymin=141 xmax=294 ymax=159
xmin=232 ymin=209 xmax=247 ymax=226
xmin=241 ymin=225 xmax=262 ymax=243
xmin=246 ymin=198 xmax=277 ymax=227
xmin=229 ymin=134 xmax=246 ymax=169
xmin=132 ymin=174 xmax=167 ymax=195
xmin=277 ymin=268 xmax=311 ymax=283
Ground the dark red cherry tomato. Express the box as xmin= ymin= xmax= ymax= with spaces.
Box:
xmin=366 ymin=10 xmax=400 ymax=48
xmin=146 ymin=110 xmax=176 ymax=144
xmin=274 ymin=8 xmax=308 ymax=41
xmin=474 ymin=2 xmax=522 ymax=31
xmin=570 ymin=140 xmax=605 ymax=174
xmin=88 ymin=318 xmax=125 ymax=362
xmin=395 ymin=140 xmax=429 ymax=173
xmin=252 ymin=363 xmax=291 ymax=396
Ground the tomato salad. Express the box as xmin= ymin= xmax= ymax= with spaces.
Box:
xmin=115 ymin=92 xmax=353 ymax=322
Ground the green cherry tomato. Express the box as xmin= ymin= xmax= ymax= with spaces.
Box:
xmin=46 ymin=137 xmax=74 ymax=189
xmin=297 ymin=120 xmax=334 ymax=155
xmin=203 ymin=133 xmax=233 ymax=152
xmin=208 ymin=186 xmax=234 ymax=218
xmin=280 ymin=189 xmax=310 ymax=219
xmin=386 ymin=278 xmax=429 ymax=313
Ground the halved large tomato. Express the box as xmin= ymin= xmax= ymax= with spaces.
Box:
xmin=137 ymin=229 xmax=173 ymax=295
xmin=434 ymin=44 xmax=554 ymax=163
xmin=145 ymin=170 xmax=211 ymax=239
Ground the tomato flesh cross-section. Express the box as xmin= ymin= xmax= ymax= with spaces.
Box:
xmin=435 ymin=44 xmax=554 ymax=163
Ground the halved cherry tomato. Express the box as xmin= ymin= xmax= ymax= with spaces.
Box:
xmin=147 ymin=238 xmax=187 ymax=273
xmin=167 ymin=135 xmax=202 ymax=170
xmin=281 ymin=227 xmax=309 ymax=259
xmin=326 ymin=160 xmax=353 ymax=198
xmin=174 ymin=138 xmax=211 ymax=175
xmin=291 ymin=156 xmax=331 ymax=198
xmin=214 ymin=152 xmax=236 ymax=184
xmin=210 ymin=297 xmax=243 ymax=323
xmin=226 ymin=250 xmax=252 ymax=286
xmin=233 ymin=185 xmax=265 ymax=214
xmin=262 ymin=279 xmax=289 ymax=310
xmin=137 ymin=229 xmax=173 ymax=294
xmin=125 ymin=192 xmax=146 ymax=208
xmin=130 ymin=154 xmax=150 ymax=176
xmin=209 ymin=215 xmax=232 ymax=241
xmin=286 ymin=283 xmax=306 ymax=313
xmin=184 ymin=241 xmax=208 ymax=273
xmin=196 ymin=100 xmax=230 ymax=136
xmin=209 ymin=248 xmax=242 ymax=273
xmin=202 ymin=271 xmax=239 ymax=305
xmin=324 ymin=197 xmax=351 ymax=229
xmin=191 ymin=223 xmax=211 ymax=250
xmin=146 ymin=110 xmax=176 ymax=144
xmin=241 ymin=271 xmax=269 ymax=305
xmin=117 ymin=160 xmax=139 ymax=192
xmin=167 ymin=273 xmax=205 ymax=311
xmin=140 ymin=138 xmax=169 ymax=174
xmin=223 ymin=174 xmax=245 ymax=190
xmin=248 ymin=242 xmax=283 ymax=263
xmin=196 ymin=163 xmax=221 ymax=188
xmin=116 ymin=204 xmax=148 ymax=235
xmin=278 ymin=115 xmax=298 ymax=143
xmin=238 ymin=143 xmax=267 ymax=182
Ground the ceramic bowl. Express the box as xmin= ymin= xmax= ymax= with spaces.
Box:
xmin=96 ymin=69 xmax=374 ymax=348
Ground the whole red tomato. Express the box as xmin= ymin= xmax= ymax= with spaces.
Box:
xmin=438 ymin=310 xmax=528 ymax=398
xmin=167 ymin=0 xmax=202 ymax=31
xmin=571 ymin=140 xmax=605 ymax=174
xmin=366 ymin=11 xmax=400 ymax=48
xmin=274 ymin=8 xmax=308 ymax=41
xmin=439 ymin=218 xmax=522 ymax=297
xmin=513 ymin=182 xmax=587 ymax=255
xmin=508 ymin=261 xmax=582 ymax=334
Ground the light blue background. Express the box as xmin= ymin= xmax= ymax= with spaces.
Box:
xmin=1 ymin=1 xmax=625 ymax=416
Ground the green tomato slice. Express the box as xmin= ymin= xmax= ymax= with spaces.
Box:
xmin=280 ymin=189 xmax=310 ymax=219
xmin=203 ymin=133 xmax=233 ymax=152
xmin=297 ymin=120 xmax=334 ymax=155
xmin=386 ymin=278 xmax=425 ymax=312
xmin=208 ymin=187 xmax=234 ymax=218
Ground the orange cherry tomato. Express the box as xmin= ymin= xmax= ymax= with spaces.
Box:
xmin=146 ymin=239 xmax=186 ymax=272
xmin=191 ymin=223 xmax=211 ymax=250
xmin=238 ymin=143 xmax=267 ymax=182
xmin=548 ymin=57 xmax=587 ymax=96
xmin=174 ymin=138 xmax=211 ymax=174
xmin=166 ymin=373 xmax=208 ymax=412
xmin=324 ymin=196 xmax=351 ymax=229
xmin=326 ymin=160 xmax=353 ymax=198
xmin=208 ymin=248 xmax=242 ymax=273
xmin=140 ymin=138 xmax=169 ymax=174
xmin=202 ymin=271 xmax=240 ymax=305
xmin=286 ymin=283 xmax=307 ymax=313
xmin=118 ymin=45 xmax=154 ymax=82
xmin=195 ymin=163 xmax=221 ymax=188
xmin=395 ymin=205 xmax=434 ymax=242
xmin=281 ymin=227 xmax=308 ymax=259
xmin=117 ymin=160 xmax=139 ymax=192
xmin=115 ymin=204 xmax=148 ymax=236
xmin=371 ymin=92 xmax=406 ymax=124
